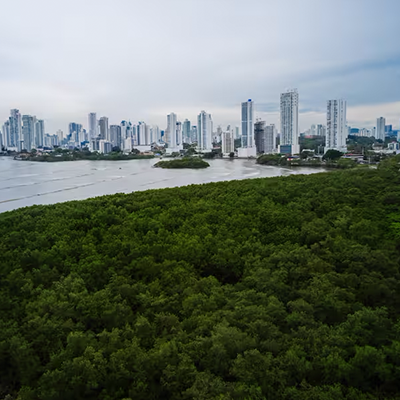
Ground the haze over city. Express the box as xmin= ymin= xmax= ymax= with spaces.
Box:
xmin=1 ymin=0 xmax=400 ymax=133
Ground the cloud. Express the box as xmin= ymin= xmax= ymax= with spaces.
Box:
xmin=0 ymin=0 xmax=399 ymax=133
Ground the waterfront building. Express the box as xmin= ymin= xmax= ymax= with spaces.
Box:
xmin=238 ymin=99 xmax=257 ymax=158
xmin=197 ymin=111 xmax=213 ymax=152
xmin=22 ymin=115 xmax=35 ymax=151
xmin=279 ymin=90 xmax=299 ymax=155
xmin=35 ymin=119 xmax=45 ymax=148
xmin=99 ymin=117 xmax=109 ymax=141
xmin=221 ymin=129 xmax=234 ymax=155
xmin=88 ymin=113 xmax=97 ymax=139
xmin=9 ymin=109 xmax=22 ymax=151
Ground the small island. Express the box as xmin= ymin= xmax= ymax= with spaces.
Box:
xmin=154 ymin=157 xmax=210 ymax=169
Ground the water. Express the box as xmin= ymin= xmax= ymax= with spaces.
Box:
xmin=0 ymin=157 xmax=327 ymax=213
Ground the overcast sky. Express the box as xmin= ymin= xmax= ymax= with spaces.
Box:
xmin=1 ymin=0 xmax=399 ymax=134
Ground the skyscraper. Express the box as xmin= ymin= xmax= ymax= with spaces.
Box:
xmin=183 ymin=119 xmax=191 ymax=143
xmin=2 ymin=121 xmax=10 ymax=148
xmin=9 ymin=109 xmax=22 ymax=151
xmin=238 ymin=99 xmax=257 ymax=157
xmin=280 ymin=89 xmax=299 ymax=154
xmin=110 ymin=125 xmax=122 ymax=148
xmin=316 ymin=124 xmax=326 ymax=137
xmin=166 ymin=113 xmax=178 ymax=148
xmin=22 ymin=115 xmax=35 ymax=151
xmin=326 ymin=99 xmax=347 ymax=152
xmin=197 ymin=111 xmax=213 ymax=152
xmin=376 ymin=117 xmax=386 ymax=141
xmin=99 ymin=117 xmax=109 ymax=141
xmin=68 ymin=122 xmax=82 ymax=142
xmin=221 ymin=129 xmax=234 ymax=155
xmin=255 ymin=121 xmax=276 ymax=154
xmin=35 ymin=119 xmax=45 ymax=148
xmin=137 ymin=121 xmax=147 ymax=145
xmin=88 ymin=113 xmax=97 ymax=139
xmin=241 ymin=99 xmax=254 ymax=148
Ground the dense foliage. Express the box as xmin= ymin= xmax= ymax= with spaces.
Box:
xmin=155 ymin=157 xmax=210 ymax=169
xmin=1 ymin=156 xmax=400 ymax=399
xmin=25 ymin=148 xmax=154 ymax=162
xmin=256 ymin=154 xmax=357 ymax=169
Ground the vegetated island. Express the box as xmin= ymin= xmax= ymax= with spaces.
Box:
xmin=1 ymin=155 xmax=400 ymax=399
xmin=16 ymin=148 xmax=154 ymax=162
xmin=154 ymin=157 xmax=210 ymax=169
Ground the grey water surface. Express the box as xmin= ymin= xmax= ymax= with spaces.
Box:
xmin=0 ymin=157 xmax=327 ymax=213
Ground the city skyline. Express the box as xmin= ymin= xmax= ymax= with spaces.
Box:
xmin=0 ymin=0 xmax=399 ymax=133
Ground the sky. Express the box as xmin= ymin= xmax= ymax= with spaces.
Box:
xmin=1 ymin=0 xmax=400 ymax=134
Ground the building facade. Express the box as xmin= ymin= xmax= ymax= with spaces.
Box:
xmin=22 ymin=115 xmax=35 ymax=151
xmin=9 ymin=109 xmax=22 ymax=151
xmin=221 ymin=129 xmax=234 ymax=155
xmin=197 ymin=111 xmax=213 ymax=152
xmin=280 ymin=90 xmax=299 ymax=154
xmin=376 ymin=117 xmax=386 ymax=141
xmin=326 ymin=99 xmax=347 ymax=152
xmin=88 ymin=113 xmax=97 ymax=139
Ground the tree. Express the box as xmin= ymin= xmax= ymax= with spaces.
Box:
xmin=323 ymin=149 xmax=343 ymax=161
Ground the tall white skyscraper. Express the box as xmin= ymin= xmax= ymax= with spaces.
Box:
xmin=166 ymin=113 xmax=178 ymax=148
xmin=326 ymin=99 xmax=347 ymax=152
xmin=197 ymin=111 xmax=213 ymax=152
xmin=376 ymin=117 xmax=386 ymax=141
xmin=88 ymin=113 xmax=97 ymax=139
xmin=280 ymin=89 xmax=299 ymax=154
xmin=137 ymin=122 xmax=147 ymax=145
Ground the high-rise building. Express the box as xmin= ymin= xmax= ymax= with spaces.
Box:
xmin=166 ymin=113 xmax=178 ymax=148
xmin=99 ymin=117 xmax=109 ymax=141
xmin=222 ymin=129 xmax=234 ymax=155
xmin=316 ymin=124 xmax=326 ymax=137
xmin=88 ymin=113 xmax=97 ymax=139
xmin=376 ymin=117 xmax=386 ymax=141
xmin=2 ymin=121 xmax=10 ymax=148
xmin=22 ymin=115 xmax=35 ymax=151
xmin=56 ymin=129 xmax=64 ymax=143
xmin=9 ymin=109 xmax=22 ymax=151
xmin=68 ymin=122 xmax=82 ymax=142
xmin=238 ymin=99 xmax=257 ymax=157
xmin=191 ymin=126 xmax=197 ymax=144
xmin=110 ymin=125 xmax=122 ymax=148
xmin=280 ymin=90 xmax=299 ymax=154
xmin=197 ymin=111 xmax=213 ymax=152
xmin=183 ymin=119 xmax=191 ymax=143
xmin=35 ymin=119 xmax=45 ymax=148
xmin=137 ymin=121 xmax=147 ymax=145
xmin=176 ymin=121 xmax=182 ymax=146
xmin=326 ymin=99 xmax=347 ymax=152
xmin=241 ymin=100 xmax=254 ymax=148
xmin=254 ymin=121 xmax=276 ymax=154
